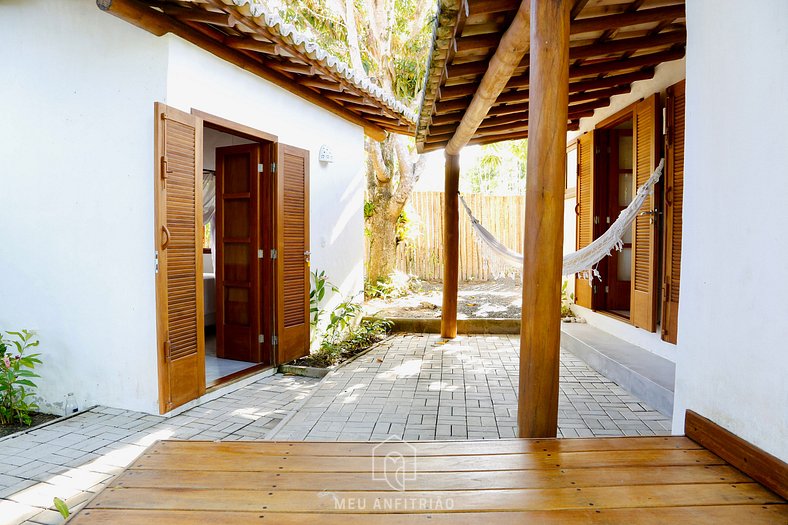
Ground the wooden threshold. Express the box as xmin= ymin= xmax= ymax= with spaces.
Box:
xmin=205 ymin=363 xmax=270 ymax=392
xmin=70 ymin=433 xmax=787 ymax=523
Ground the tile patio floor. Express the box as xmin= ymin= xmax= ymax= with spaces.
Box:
xmin=0 ymin=333 xmax=671 ymax=525
xmin=272 ymin=333 xmax=671 ymax=441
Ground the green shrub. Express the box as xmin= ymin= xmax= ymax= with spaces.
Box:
xmin=561 ymin=280 xmax=576 ymax=318
xmin=305 ymin=317 xmax=393 ymax=368
xmin=365 ymin=271 xmax=422 ymax=300
xmin=310 ymin=269 xmax=339 ymax=333
xmin=0 ymin=330 xmax=42 ymax=426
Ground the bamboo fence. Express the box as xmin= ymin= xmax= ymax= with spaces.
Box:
xmin=394 ymin=191 xmax=525 ymax=281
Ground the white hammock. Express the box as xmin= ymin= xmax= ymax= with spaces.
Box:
xmin=459 ymin=159 xmax=665 ymax=280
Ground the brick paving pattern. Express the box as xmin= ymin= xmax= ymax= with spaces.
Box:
xmin=0 ymin=374 xmax=318 ymax=525
xmin=0 ymin=334 xmax=670 ymax=524
xmin=272 ymin=333 xmax=671 ymax=441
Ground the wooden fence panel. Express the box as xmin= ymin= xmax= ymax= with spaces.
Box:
xmin=394 ymin=192 xmax=525 ymax=282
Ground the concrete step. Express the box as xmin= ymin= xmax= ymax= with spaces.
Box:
xmin=560 ymin=323 xmax=675 ymax=417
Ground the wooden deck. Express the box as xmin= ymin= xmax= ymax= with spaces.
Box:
xmin=68 ymin=435 xmax=787 ymax=523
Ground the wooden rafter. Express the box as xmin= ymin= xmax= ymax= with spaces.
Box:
xmin=98 ymin=0 xmax=416 ymax=139
xmin=416 ymin=0 xmax=686 ymax=152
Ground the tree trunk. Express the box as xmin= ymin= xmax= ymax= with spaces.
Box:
xmin=366 ymin=202 xmax=398 ymax=284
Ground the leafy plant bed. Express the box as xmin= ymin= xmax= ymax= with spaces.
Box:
xmin=0 ymin=411 xmax=59 ymax=439
xmin=290 ymin=318 xmax=393 ymax=370
xmin=279 ymin=364 xmax=332 ymax=378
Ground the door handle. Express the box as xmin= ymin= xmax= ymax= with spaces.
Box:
xmin=161 ymin=225 xmax=171 ymax=250
xmin=638 ymin=208 xmax=661 ymax=225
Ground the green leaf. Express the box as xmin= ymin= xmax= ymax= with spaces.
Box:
xmin=53 ymin=497 xmax=70 ymax=518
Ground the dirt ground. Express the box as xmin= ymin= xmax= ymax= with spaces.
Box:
xmin=364 ymin=278 xmax=523 ymax=319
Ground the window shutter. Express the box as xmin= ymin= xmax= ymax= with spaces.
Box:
xmin=276 ymin=144 xmax=310 ymax=363
xmin=154 ymin=102 xmax=205 ymax=413
xmin=661 ymin=80 xmax=685 ymax=344
xmin=574 ymin=132 xmax=595 ymax=308
xmin=630 ymin=94 xmax=660 ymax=331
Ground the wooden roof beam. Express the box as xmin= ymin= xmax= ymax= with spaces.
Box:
xmin=446 ymin=30 xmax=684 ymax=78
xmin=224 ymin=36 xmax=280 ymax=55
xmin=506 ymin=48 xmax=682 ymax=89
xmin=444 ymin=2 xmax=530 ymax=154
xmin=469 ymin=0 xmax=520 ymax=17
xmin=160 ymin=5 xmax=235 ymax=27
xmin=433 ymin=69 xmax=652 ymax=119
xmin=269 ymin=62 xmax=316 ymax=76
xmin=571 ymin=4 xmax=685 ymax=35
xmin=454 ymin=33 xmax=502 ymax=54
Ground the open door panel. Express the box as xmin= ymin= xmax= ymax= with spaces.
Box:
xmin=275 ymin=144 xmax=310 ymax=364
xmin=631 ymin=94 xmax=661 ymax=332
xmin=154 ymin=102 xmax=205 ymax=413
xmin=215 ymin=144 xmax=263 ymax=363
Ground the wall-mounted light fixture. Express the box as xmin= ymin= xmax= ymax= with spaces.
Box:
xmin=318 ymin=145 xmax=334 ymax=163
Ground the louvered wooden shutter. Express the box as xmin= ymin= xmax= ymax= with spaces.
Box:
xmin=276 ymin=144 xmax=310 ymax=363
xmin=154 ymin=102 xmax=205 ymax=413
xmin=574 ymin=132 xmax=595 ymax=308
xmin=661 ymin=80 xmax=685 ymax=344
xmin=630 ymin=94 xmax=660 ymax=332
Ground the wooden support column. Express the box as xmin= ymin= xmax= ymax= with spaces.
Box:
xmin=441 ymin=153 xmax=461 ymax=339
xmin=518 ymin=0 xmax=571 ymax=438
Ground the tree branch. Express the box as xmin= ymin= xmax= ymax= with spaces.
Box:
xmin=343 ymin=0 xmax=365 ymax=74
xmin=389 ymin=135 xmax=425 ymax=217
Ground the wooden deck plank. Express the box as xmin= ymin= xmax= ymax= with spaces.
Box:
xmin=131 ymin=448 xmax=725 ymax=472
xmin=71 ymin=505 xmax=788 ymax=525
xmin=152 ymin=436 xmax=702 ymax=456
xmin=86 ymin=483 xmax=782 ymax=513
xmin=72 ymin=437 xmax=787 ymax=523
xmin=114 ymin=464 xmax=751 ymax=491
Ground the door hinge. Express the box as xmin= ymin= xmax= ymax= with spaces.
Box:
xmin=605 ymin=285 xmax=609 ymax=294
xmin=270 ymin=249 xmax=278 ymax=259
xmin=271 ymin=162 xmax=277 ymax=173
xmin=258 ymin=163 xmax=264 ymax=173
xmin=606 ymin=216 xmax=611 ymax=224
xmin=154 ymin=250 xmax=159 ymax=273
xmin=271 ymin=335 xmax=278 ymax=346
xmin=259 ymin=334 xmax=265 ymax=344
xmin=593 ymin=285 xmax=597 ymax=295
xmin=258 ymin=249 xmax=264 ymax=259
xmin=594 ymin=215 xmax=600 ymax=225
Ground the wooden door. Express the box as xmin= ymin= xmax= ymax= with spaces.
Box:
xmin=215 ymin=144 xmax=262 ymax=363
xmin=605 ymin=128 xmax=634 ymax=312
xmin=574 ymin=131 xmax=595 ymax=309
xmin=154 ymin=102 xmax=205 ymax=413
xmin=275 ymin=144 xmax=310 ymax=364
xmin=630 ymin=94 xmax=661 ymax=331
xmin=661 ymin=80 xmax=686 ymax=344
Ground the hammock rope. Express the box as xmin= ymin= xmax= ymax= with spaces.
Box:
xmin=459 ymin=158 xmax=665 ymax=280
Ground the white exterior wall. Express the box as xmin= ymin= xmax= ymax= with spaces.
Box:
xmin=564 ymin=58 xmax=685 ymax=363
xmin=672 ymin=0 xmax=788 ymax=460
xmin=0 ymin=1 xmax=366 ymax=415
xmin=0 ymin=0 xmax=168 ymax=414
xmin=164 ymin=37 xmax=366 ymax=309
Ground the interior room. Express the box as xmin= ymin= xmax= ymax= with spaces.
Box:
xmin=596 ymin=118 xmax=634 ymax=319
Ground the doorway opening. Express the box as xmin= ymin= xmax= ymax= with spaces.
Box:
xmin=202 ymin=124 xmax=275 ymax=387
xmin=595 ymin=117 xmax=634 ymax=320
